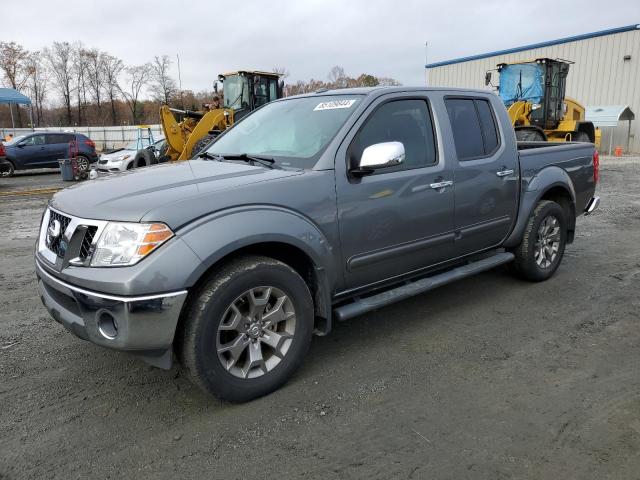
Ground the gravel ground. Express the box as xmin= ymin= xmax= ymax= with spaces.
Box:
xmin=1 ymin=158 xmax=639 ymax=479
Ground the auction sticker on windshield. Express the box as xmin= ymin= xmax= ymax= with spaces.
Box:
xmin=314 ymin=99 xmax=357 ymax=111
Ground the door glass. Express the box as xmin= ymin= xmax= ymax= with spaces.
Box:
xmin=46 ymin=134 xmax=67 ymax=144
xmin=269 ymin=79 xmax=277 ymax=101
xmin=445 ymin=98 xmax=484 ymax=160
xmin=350 ymin=99 xmax=436 ymax=172
xmin=475 ymin=100 xmax=500 ymax=154
xmin=24 ymin=135 xmax=45 ymax=146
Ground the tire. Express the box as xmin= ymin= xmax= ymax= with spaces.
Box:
xmin=1 ymin=160 xmax=15 ymax=177
xmin=75 ymin=155 xmax=90 ymax=173
xmin=510 ymin=200 xmax=567 ymax=282
xmin=191 ymin=134 xmax=217 ymax=157
xmin=572 ymin=131 xmax=591 ymax=143
xmin=178 ymin=255 xmax=314 ymax=402
xmin=515 ymin=128 xmax=546 ymax=142
xmin=132 ymin=149 xmax=156 ymax=168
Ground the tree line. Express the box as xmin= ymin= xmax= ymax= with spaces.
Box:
xmin=0 ymin=41 xmax=400 ymax=128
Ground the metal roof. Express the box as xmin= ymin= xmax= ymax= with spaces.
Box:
xmin=0 ymin=88 xmax=31 ymax=105
xmin=586 ymin=105 xmax=635 ymax=127
xmin=426 ymin=24 xmax=640 ymax=69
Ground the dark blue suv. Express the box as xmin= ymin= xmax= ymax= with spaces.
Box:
xmin=1 ymin=132 xmax=98 ymax=177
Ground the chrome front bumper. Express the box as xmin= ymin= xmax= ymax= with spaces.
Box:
xmin=584 ymin=196 xmax=600 ymax=215
xmin=36 ymin=259 xmax=188 ymax=369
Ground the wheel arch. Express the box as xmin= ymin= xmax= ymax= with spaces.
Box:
xmin=504 ymin=167 xmax=577 ymax=247
xmin=177 ymin=208 xmax=337 ymax=337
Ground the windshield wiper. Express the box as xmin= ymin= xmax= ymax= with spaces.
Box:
xmin=197 ymin=151 xmax=222 ymax=161
xmin=222 ymin=153 xmax=278 ymax=169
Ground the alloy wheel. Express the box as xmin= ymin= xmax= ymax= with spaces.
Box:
xmin=534 ymin=215 xmax=561 ymax=269
xmin=216 ymin=286 xmax=296 ymax=379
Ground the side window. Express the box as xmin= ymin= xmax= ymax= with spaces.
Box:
xmin=24 ymin=135 xmax=46 ymax=146
xmin=475 ymin=100 xmax=499 ymax=154
xmin=46 ymin=134 xmax=67 ymax=144
xmin=445 ymin=98 xmax=500 ymax=160
xmin=350 ymin=99 xmax=437 ymax=172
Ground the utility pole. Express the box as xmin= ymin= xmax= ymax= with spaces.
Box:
xmin=176 ymin=53 xmax=183 ymax=109
xmin=425 ymin=41 xmax=429 ymax=86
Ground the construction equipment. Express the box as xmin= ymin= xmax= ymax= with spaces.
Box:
xmin=486 ymin=58 xmax=600 ymax=147
xmin=160 ymin=70 xmax=283 ymax=161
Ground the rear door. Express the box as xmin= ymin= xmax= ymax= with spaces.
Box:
xmin=45 ymin=134 xmax=70 ymax=166
xmin=445 ymin=96 xmax=518 ymax=255
xmin=335 ymin=93 xmax=456 ymax=290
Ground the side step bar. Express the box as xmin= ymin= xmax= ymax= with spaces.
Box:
xmin=333 ymin=252 xmax=515 ymax=322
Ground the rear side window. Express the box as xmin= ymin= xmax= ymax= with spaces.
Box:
xmin=46 ymin=134 xmax=69 ymax=144
xmin=445 ymin=98 xmax=500 ymax=160
xmin=350 ymin=99 xmax=437 ymax=172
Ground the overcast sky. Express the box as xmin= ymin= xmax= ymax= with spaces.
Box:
xmin=3 ymin=0 xmax=638 ymax=95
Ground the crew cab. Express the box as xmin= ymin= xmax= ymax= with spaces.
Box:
xmin=35 ymin=87 xmax=599 ymax=402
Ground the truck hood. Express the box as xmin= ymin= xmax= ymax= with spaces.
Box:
xmin=50 ymin=159 xmax=302 ymax=223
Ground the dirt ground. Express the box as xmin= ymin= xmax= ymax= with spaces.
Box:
xmin=1 ymin=158 xmax=639 ymax=480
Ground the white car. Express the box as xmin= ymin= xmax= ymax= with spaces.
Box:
xmin=97 ymin=138 xmax=166 ymax=172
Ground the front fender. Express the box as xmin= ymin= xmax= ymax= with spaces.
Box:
xmin=178 ymin=205 xmax=337 ymax=290
xmin=503 ymin=166 xmax=576 ymax=248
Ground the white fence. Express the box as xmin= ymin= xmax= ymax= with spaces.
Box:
xmin=0 ymin=125 xmax=164 ymax=151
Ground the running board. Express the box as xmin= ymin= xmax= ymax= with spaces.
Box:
xmin=333 ymin=252 xmax=515 ymax=322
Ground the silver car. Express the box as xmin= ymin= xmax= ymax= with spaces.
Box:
xmin=97 ymin=138 xmax=166 ymax=172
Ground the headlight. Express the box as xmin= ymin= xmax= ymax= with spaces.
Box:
xmin=114 ymin=154 xmax=131 ymax=162
xmin=91 ymin=222 xmax=173 ymax=267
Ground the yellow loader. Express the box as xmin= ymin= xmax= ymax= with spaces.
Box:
xmin=486 ymin=58 xmax=600 ymax=147
xmin=160 ymin=70 xmax=283 ymax=161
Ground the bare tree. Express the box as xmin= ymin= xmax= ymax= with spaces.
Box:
xmin=85 ymin=48 xmax=106 ymax=123
xmin=150 ymin=55 xmax=177 ymax=105
xmin=272 ymin=66 xmax=290 ymax=80
xmin=73 ymin=44 xmax=90 ymax=125
xmin=0 ymin=41 xmax=31 ymax=126
xmin=44 ymin=41 xmax=75 ymax=124
xmin=328 ymin=65 xmax=347 ymax=88
xmin=25 ymin=51 xmax=49 ymax=126
xmin=101 ymin=54 xmax=123 ymax=125
xmin=119 ymin=63 xmax=151 ymax=124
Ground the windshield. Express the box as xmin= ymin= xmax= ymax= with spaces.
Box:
xmin=223 ymin=75 xmax=250 ymax=110
xmin=207 ymin=95 xmax=362 ymax=168
xmin=3 ymin=135 xmax=25 ymax=146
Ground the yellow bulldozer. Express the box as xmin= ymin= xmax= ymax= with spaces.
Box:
xmin=160 ymin=70 xmax=283 ymax=161
xmin=486 ymin=58 xmax=600 ymax=147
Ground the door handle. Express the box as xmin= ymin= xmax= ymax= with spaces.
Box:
xmin=430 ymin=180 xmax=453 ymax=190
xmin=40 ymin=146 xmax=46 ymax=150
xmin=496 ymin=169 xmax=514 ymax=177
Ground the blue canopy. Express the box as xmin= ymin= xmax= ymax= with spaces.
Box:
xmin=0 ymin=88 xmax=31 ymax=105
xmin=499 ymin=63 xmax=544 ymax=106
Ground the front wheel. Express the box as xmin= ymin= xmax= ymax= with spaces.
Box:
xmin=1 ymin=161 xmax=15 ymax=177
xmin=510 ymin=200 xmax=567 ymax=281
xmin=178 ymin=256 xmax=314 ymax=402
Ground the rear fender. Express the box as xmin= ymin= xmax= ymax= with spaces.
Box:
xmin=503 ymin=166 xmax=576 ymax=248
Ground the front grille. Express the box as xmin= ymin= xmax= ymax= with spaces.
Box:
xmin=45 ymin=210 xmax=72 ymax=257
xmin=79 ymin=226 xmax=98 ymax=260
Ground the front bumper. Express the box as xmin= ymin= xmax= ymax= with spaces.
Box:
xmin=36 ymin=259 xmax=188 ymax=368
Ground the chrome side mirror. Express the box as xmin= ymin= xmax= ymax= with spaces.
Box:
xmin=353 ymin=141 xmax=404 ymax=176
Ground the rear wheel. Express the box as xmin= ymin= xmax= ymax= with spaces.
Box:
xmin=515 ymin=128 xmax=546 ymax=142
xmin=75 ymin=155 xmax=90 ymax=173
xmin=572 ymin=131 xmax=591 ymax=143
xmin=510 ymin=200 xmax=567 ymax=282
xmin=178 ymin=256 xmax=314 ymax=402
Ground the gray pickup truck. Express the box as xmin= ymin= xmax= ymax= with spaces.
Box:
xmin=35 ymin=87 xmax=599 ymax=401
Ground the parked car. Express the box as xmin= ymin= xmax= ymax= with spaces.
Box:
xmin=0 ymin=142 xmax=9 ymax=175
xmin=2 ymin=132 xmax=98 ymax=177
xmin=35 ymin=87 xmax=599 ymax=402
xmin=96 ymin=137 xmax=167 ymax=172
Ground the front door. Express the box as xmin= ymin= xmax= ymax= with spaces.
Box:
xmin=336 ymin=95 xmax=456 ymax=290
xmin=16 ymin=134 xmax=48 ymax=168
xmin=444 ymin=96 xmax=519 ymax=255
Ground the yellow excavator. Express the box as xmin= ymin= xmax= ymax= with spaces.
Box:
xmin=160 ymin=70 xmax=283 ymax=161
xmin=486 ymin=58 xmax=600 ymax=147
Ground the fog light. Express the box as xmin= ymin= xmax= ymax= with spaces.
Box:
xmin=97 ymin=311 xmax=118 ymax=339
